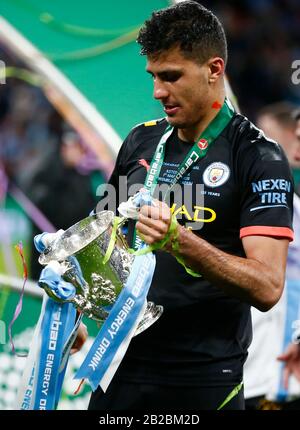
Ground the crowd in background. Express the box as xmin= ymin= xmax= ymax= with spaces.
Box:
xmin=0 ymin=47 xmax=104 ymax=279
xmin=202 ymin=0 xmax=300 ymax=118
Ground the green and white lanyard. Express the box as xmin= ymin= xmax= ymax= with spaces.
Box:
xmin=133 ymin=98 xmax=235 ymax=250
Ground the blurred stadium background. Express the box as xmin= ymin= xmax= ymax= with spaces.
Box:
xmin=0 ymin=0 xmax=299 ymax=410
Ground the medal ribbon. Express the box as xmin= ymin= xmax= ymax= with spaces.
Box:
xmin=15 ymin=296 xmax=77 ymax=410
xmin=133 ymin=98 xmax=235 ymax=249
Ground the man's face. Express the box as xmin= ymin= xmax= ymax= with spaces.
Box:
xmin=146 ymin=47 xmax=212 ymax=131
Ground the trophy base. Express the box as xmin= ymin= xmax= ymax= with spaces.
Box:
xmin=135 ymin=302 xmax=163 ymax=336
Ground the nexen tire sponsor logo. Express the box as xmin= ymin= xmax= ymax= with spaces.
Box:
xmin=251 ymin=178 xmax=291 ymax=208
xmin=252 ymin=179 xmax=291 ymax=193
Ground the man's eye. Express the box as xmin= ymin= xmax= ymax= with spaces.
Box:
xmin=147 ymin=72 xmax=181 ymax=82
xmin=163 ymin=73 xmax=180 ymax=82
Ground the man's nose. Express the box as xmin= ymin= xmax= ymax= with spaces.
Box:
xmin=153 ymin=80 xmax=169 ymax=100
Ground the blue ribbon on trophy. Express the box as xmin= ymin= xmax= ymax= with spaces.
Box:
xmin=15 ymin=235 xmax=81 ymax=410
xmin=32 ymin=298 xmax=76 ymax=410
xmin=15 ymin=279 xmax=79 ymax=409
xmin=17 ymin=189 xmax=163 ymax=407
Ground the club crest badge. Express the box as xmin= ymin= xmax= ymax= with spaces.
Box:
xmin=203 ymin=162 xmax=230 ymax=188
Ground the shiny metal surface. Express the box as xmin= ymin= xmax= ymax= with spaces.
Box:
xmin=39 ymin=211 xmax=163 ymax=333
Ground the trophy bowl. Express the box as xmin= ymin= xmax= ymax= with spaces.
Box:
xmin=38 ymin=211 xmax=163 ymax=335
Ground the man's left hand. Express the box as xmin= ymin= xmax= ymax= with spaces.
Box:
xmin=136 ymin=200 xmax=171 ymax=245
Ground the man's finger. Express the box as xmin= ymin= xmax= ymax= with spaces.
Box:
xmin=136 ymin=221 xmax=164 ymax=243
xmin=277 ymin=353 xmax=289 ymax=361
xmin=138 ymin=213 xmax=169 ymax=234
xmin=140 ymin=205 xmax=163 ymax=220
xmin=140 ymin=203 xmax=171 ymax=221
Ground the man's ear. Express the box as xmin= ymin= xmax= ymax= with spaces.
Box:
xmin=207 ymin=57 xmax=225 ymax=84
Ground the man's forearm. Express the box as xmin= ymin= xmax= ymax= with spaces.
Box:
xmin=169 ymin=226 xmax=283 ymax=311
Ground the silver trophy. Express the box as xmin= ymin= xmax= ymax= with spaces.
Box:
xmin=38 ymin=211 xmax=163 ymax=335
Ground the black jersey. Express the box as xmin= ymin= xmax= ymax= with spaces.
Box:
xmin=103 ymin=113 xmax=294 ymax=386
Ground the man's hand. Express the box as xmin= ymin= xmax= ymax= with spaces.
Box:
xmin=70 ymin=322 xmax=88 ymax=355
xmin=277 ymin=343 xmax=300 ymax=389
xmin=136 ymin=200 xmax=172 ymax=245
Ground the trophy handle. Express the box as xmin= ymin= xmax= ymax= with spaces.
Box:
xmin=134 ymin=302 xmax=163 ymax=336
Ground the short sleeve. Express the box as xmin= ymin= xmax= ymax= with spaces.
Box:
xmin=238 ymin=139 xmax=294 ymax=241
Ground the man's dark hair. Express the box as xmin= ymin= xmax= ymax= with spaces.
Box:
xmin=137 ymin=1 xmax=227 ymax=66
